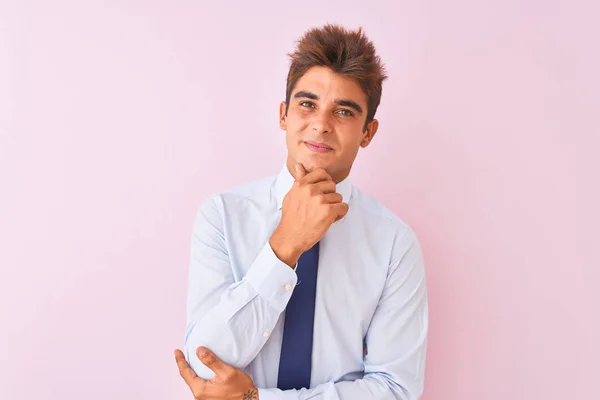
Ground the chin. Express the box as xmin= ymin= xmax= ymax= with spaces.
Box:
xmin=298 ymin=156 xmax=324 ymax=169
xmin=292 ymin=149 xmax=337 ymax=172
xmin=304 ymin=161 xmax=336 ymax=176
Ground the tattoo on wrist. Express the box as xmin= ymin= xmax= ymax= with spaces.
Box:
xmin=242 ymin=389 xmax=257 ymax=399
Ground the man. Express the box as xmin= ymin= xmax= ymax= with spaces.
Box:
xmin=174 ymin=24 xmax=428 ymax=400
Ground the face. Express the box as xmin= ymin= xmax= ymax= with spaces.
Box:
xmin=279 ymin=66 xmax=379 ymax=183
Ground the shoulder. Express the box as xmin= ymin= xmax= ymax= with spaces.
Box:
xmin=350 ymin=185 xmax=421 ymax=251
xmin=199 ymin=174 xmax=277 ymax=215
xmin=350 ymin=186 xmax=410 ymax=230
xmin=351 ymin=186 xmax=425 ymax=276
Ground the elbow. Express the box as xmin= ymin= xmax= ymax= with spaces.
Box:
xmin=184 ymin=322 xmax=250 ymax=372
xmin=365 ymin=371 xmax=424 ymax=400
xmin=183 ymin=327 xmax=219 ymax=380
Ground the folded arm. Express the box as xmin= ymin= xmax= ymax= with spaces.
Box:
xmin=184 ymin=195 xmax=296 ymax=379
xmin=258 ymin=228 xmax=429 ymax=400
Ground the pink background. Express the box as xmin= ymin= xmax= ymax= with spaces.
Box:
xmin=1 ymin=1 xmax=598 ymax=399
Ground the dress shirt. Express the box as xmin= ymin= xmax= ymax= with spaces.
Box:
xmin=184 ymin=164 xmax=429 ymax=399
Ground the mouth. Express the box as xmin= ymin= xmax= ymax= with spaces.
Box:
xmin=304 ymin=141 xmax=333 ymax=153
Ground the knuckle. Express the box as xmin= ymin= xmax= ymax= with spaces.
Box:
xmin=202 ymin=353 xmax=217 ymax=366
xmin=223 ymin=369 xmax=236 ymax=380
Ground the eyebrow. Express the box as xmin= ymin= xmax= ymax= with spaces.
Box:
xmin=293 ymin=91 xmax=364 ymax=114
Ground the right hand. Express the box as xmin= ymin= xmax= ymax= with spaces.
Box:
xmin=269 ymin=163 xmax=349 ymax=267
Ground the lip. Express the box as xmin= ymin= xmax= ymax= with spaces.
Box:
xmin=304 ymin=141 xmax=333 ymax=153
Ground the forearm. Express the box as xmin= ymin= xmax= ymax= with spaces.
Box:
xmin=185 ymin=241 xmax=298 ymax=379
xmin=258 ymin=372 xmax=421 ymax=400
xmin=184 ymin=287 xmax=281 ymax=378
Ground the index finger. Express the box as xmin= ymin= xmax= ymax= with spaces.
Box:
xmin=174 ymin=349 xmax=207 ymax=389
xmin=301 ymin=168 xmax=333 ymax=184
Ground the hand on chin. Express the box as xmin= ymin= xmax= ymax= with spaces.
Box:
xmin=298 ymin=156 xmax=333 ymax=174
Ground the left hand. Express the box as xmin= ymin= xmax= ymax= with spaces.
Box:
xmin=174 ymin=346 xmax=258 ymax=400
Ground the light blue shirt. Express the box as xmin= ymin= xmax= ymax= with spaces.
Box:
xmin=184 ymin=164 xmax=429 ymax=399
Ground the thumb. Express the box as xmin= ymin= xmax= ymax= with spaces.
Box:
xmin=196 ymin=346 xmax=230 ymax=377
xmin=294 ymin=163 xmax=307 ymax=181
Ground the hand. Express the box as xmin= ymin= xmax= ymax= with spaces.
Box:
xmin=270 ymin=163 xmax=349 ymax=267
xmin=174 ymin=346 xmax=258 ymax=400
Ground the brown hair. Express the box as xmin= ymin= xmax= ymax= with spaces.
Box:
xmin=285 ymin=24 xmax=388 ymax=130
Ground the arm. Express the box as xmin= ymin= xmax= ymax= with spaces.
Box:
xmin=184 ymin=195 xmax=298 ymax=379
xmin=258 ymin=228 xmax=429 ymax=400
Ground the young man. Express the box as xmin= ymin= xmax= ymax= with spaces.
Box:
xmin=174 ymin=24 xmax=428 ymax=400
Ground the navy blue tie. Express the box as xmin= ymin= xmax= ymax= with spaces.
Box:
xmin=277 ymin=241 xmax=320 ymax=390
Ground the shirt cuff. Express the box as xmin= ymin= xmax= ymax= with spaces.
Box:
xmin=245 ymin=242 xmax=299 ymax=313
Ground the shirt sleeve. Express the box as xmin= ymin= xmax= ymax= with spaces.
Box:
xmin=257 ymin=227 xmax=429 ymax=400
xmin=184 ymin=195 xmax=298 ymax=380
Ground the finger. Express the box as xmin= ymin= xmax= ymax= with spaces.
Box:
xmin=174 ymin=349 xmax=207 ymax=388
xmin=294 ymin=163 xmax=307 ymax=181
xmin=311 ymin=180 xmax=337 ymax=194
xmin=302 ymin=168 xmax=333 ymax=184
xmin=319 ymin=192 xmax=343 ymax=204
xmin=330 ymin=202 xmax=349 ymax=221
xmin=196 ymin=346 xmax=232 ymax=378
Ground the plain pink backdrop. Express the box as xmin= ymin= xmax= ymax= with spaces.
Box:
xmin=1 ymin=1 xmax=598 ymax=399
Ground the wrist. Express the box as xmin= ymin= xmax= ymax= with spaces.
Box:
xmin=269 ymin=230 xmax=302 ymax=268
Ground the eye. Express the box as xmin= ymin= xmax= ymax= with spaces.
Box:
xmin=336 ymin=109 xmax=354 ymax=117
xmin=299 ymin=101 xmax=315 ymax=108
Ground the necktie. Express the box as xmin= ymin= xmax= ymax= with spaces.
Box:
xmin=277 ymin=241 xmax=320 ymax=390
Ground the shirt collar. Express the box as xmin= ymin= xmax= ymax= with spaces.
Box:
xmin=275 ymin=163 xmax=353 ymax=210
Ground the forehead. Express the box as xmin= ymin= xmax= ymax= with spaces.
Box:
xmin=293 ymin=66 xmax=367 ymax=106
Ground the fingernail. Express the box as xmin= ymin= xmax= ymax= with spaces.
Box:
xmin=197 ymin=347 xmax=208 ymax=358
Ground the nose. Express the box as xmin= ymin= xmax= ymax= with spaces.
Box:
xmin=310 ymin=111 xmax=333 ymax=135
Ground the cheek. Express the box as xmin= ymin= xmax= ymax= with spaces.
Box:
xmin=287 ymin=115 xmax=309 ymax=135
xmin=337 ymin=131 xmax=364 ymax=153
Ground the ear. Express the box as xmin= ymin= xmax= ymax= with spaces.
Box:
xmin=360 ymin=119 xmax=379 ymax=148
xmin=279 ymin=101 xmax=287 ymax=131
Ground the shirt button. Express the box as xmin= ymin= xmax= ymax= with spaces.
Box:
xmin=284 ymin=284 xmax=292 ymax=291
xmin=263 ymin=330 xmax=269 ymax=337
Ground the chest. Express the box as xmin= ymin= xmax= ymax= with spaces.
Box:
xmin=226 ymin=206 xmax=389 ymax=336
